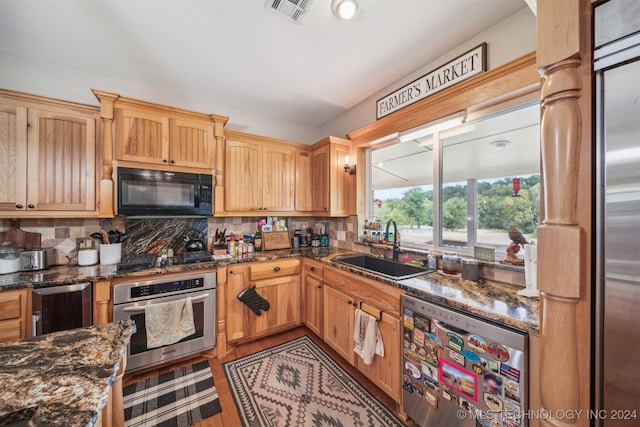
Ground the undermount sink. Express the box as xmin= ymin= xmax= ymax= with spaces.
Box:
xmin=333 ymin=254 xmax=434 ymax=280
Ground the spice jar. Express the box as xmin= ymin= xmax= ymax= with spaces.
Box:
xmin=442 ymin=252 xmax=461 ymax=275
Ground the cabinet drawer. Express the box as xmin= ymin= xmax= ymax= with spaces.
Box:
xmin=0 ymin=319 xmax=23 ymax=342
xmin=304 ymin=259 xmax=324 ymax=279
xmin=250 ymin=259 xmax=300 ymax=281
xmin=0 ymin=290 xmax=25 ymax=321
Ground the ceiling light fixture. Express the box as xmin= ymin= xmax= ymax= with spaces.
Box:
xmin=489 ymin=140 xmax=510 ymax=150
xmin=331 ymin=0 xmax=361 ymax=20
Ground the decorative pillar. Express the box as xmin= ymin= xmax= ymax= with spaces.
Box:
xmin=536 ymin=1 xmax=591 ymax=426
xmin=92 ymin=89 xmax=119 ymax=218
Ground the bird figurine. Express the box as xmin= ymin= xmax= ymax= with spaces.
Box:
xmin=508 ymin=225 xmax=529 ymax=248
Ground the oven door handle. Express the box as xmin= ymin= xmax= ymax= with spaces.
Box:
xmin=121 ymin=293 xmax=210 ymax=313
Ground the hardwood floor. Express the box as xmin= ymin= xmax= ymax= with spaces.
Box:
xmin=122 ymin=326 xmax=413 ymax=426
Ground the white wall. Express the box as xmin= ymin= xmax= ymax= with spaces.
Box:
xmin=320 ymin=7 xmax=537 ymax=139
xmin=0 ymin=7 xmax=535 ymax=145
xmin=0 ymin=54 xmax=325 ymax=144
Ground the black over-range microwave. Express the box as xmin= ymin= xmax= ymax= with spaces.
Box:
xmin=117 ymin=167 xmax=212 ymax=216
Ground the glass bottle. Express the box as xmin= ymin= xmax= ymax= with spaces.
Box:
xmin=254 ymin=230 xmax=262 ymax=251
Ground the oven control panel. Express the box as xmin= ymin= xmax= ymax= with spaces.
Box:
xmin=130 ymin=278 xmax=204 ymax=299
xmin=113 ymin=271 xmax=216 ymax=304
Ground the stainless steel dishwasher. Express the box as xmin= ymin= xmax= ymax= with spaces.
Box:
xmin=401 ymin=294 xmax=528 ymax=427
xmin=32 ymin=282 xmax=93 ymax=336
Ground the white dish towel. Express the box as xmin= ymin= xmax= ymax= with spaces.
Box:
xmin=145 ymin=297 xmax=196 ymax=349
xmin=353 ymin=308 xmax=384 ymax=365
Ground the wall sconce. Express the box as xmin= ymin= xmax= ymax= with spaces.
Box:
xmin=344 ymin=156 xmax=356 ymax=175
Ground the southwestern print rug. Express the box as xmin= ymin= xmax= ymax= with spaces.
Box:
xmin=223 ymin=336 xmax=404 ymax=426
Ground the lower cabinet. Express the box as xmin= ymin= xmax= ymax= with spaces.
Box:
xmin=0 ymin=288 xmax=31 ymax=342
xmin=302 ymin=259 xmax=324 ymax=338
xmin=323 ymin=266 xmax=403 ymax=404
xmin=226 ymin=264 xmax=251 ymax=342
xmin=226 ymin=259 xmax=302 ymax=343
xmin=323 ymin=285 xmax=356 ymax=364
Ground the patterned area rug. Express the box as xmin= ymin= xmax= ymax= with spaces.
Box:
xmin=123 ymin=360 xmax=222 ymax=427
xmin=223 ymin=336 xmax=404 ymax=427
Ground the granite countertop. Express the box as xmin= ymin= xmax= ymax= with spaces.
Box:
xmin=0 ymin=247 xmax=340 ymax=291
xmin=0 ymin=320 xmax=136 ymax=427
xmin=0 ymin=246 xmax=538 ymax=334
xmin=316 ymin=252 xmax=539 ymax=335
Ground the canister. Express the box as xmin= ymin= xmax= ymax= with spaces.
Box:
xmin=442 ymin=252 xmax=461 ymax=275
xmin=461 ymin=258 xmax=479 ymax=281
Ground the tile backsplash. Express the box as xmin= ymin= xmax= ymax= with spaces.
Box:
xmin=1 ymin=215 xmax=360 ymax=265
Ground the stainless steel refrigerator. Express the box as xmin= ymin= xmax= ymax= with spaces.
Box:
xmin=594 ymin=1 xmax=640 ymax=425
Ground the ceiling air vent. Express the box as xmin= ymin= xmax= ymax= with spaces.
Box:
xmin=265 ymin=0 xmax=314 ymax=23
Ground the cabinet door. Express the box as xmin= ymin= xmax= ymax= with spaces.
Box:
xmin=169 ymin=117 xmax=215 ymax=169
xmin=252 ymin=275 xmax=301 ymax=338
xmin=225 ymin=139 xmax=261 ymax=211
xmin=295 ymin=149 xmax=313 ymax=212
xmin=227 ymin=266 xmax=250 ymax=341
xmin=323 ymin=285 xmax=355 ymax=364
xmin=27 ymin=108 xmax=96 ymax=211
xmin=115 ymin=108 xmax=169 ymax=165
xmin=0 ymin=104 xmax=28 ymax=211
xmin=262 ymin=143 xmax=295 ymax=211
xmin=311 ymin=144 xmax=329 ymax=212
xmin=330 ymin=142 xmax=351 ymax=216
xmin=303 ymin=274 xmax=323 ymax=337
xmin=355 ymin=311 xmax=401 ymax=403
xmin=0 ymin=289 xmax=30 ymax=342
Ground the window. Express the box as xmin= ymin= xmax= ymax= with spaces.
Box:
xmin=367 ymin=102 xmax=540 ymax=256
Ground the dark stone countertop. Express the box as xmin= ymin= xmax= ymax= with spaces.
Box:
xmin=0 ymin=320 xmax=136 ymax=427
xmin=0 ymin=246 xmax=538 ymax=334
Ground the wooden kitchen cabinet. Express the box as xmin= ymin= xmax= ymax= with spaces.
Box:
xmin=0 ymin=90 xmax=100 ymax=217
xmin=226 ymin=259 xmax=301 ymax=343
xmin=226 ymin=265 xmax=251 ymax=342
xmin=310 ymin=136 xmax=354 ymax=216
xmin=249 ymin=259 xmax=301 ymax=338
xmin=302 ymin=259 xmax=324 ymax=337
xmin=323 ymin=265 xmax=404 ymax=403
xmin=323 ymin=284 xmax=356 ymax=365
xmin=295 ymin=149 xmax=313 ymax=212
xmin=0 ymin=289 xmax=31 ymax=342
xmin=224 ymin=131 xmax=296 ymax=214
xmin=114 ymin=106 xmax=216 ymax=169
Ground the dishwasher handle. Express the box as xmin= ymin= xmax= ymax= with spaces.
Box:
xmin=433 ymin=319 xmax=468 ymax=335
xmin=32 ymin=282 xmax=91 ymax=296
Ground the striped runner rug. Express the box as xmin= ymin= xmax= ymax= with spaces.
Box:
xmin=123 ymin=360 xmax=222 ymax=427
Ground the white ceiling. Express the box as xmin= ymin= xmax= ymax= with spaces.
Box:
xmin=0 ymin=0 xmax=528 ymax=129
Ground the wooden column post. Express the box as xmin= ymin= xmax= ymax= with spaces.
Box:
xmin=536 ymin=1 xmax=592 ymax=426
xmin=91 ymin=89 xmax=120 ymax=218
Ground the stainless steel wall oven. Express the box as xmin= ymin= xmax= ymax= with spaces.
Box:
xmin=112 ymin=271 xmax=216 ymax=372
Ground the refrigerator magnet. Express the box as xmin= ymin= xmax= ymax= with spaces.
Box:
xmin=440 ymin=359 xmax=478 ymax=401
xmin=487 ymin=342 xmax=510 ymax=362
xmin=425 ymin=390 xmax=439 ymax=408
xmin=483 ymin=392 xmax=504 ymax=412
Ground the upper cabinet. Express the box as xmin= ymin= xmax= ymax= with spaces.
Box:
xmin=310 ymin=136 xmax=354 ymax=216
xmin=114 ymin=107 xmax=216 ymax=169
xmin=93 ymin=90 xmax=228 ymax=217
xmin=0 ymin=89 xmax=100 ymax=218
xmin=223 ymin=131 xmax=296 ymax=214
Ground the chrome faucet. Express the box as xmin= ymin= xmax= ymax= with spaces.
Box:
xmin=385 ymin=219 xmax=402 ymax=261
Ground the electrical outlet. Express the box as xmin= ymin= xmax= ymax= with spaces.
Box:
xmin=76 ymin=238 xmax=96 ymax=251
xmin=337 ymin=231 xmax=346 ymax=241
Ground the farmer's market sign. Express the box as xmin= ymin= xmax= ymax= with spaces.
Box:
xmin=376 ymin=43 xmax=487 ymax=119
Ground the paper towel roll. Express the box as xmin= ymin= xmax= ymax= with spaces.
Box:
xmin=524 ymin=244 xmax=537 ymax=289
